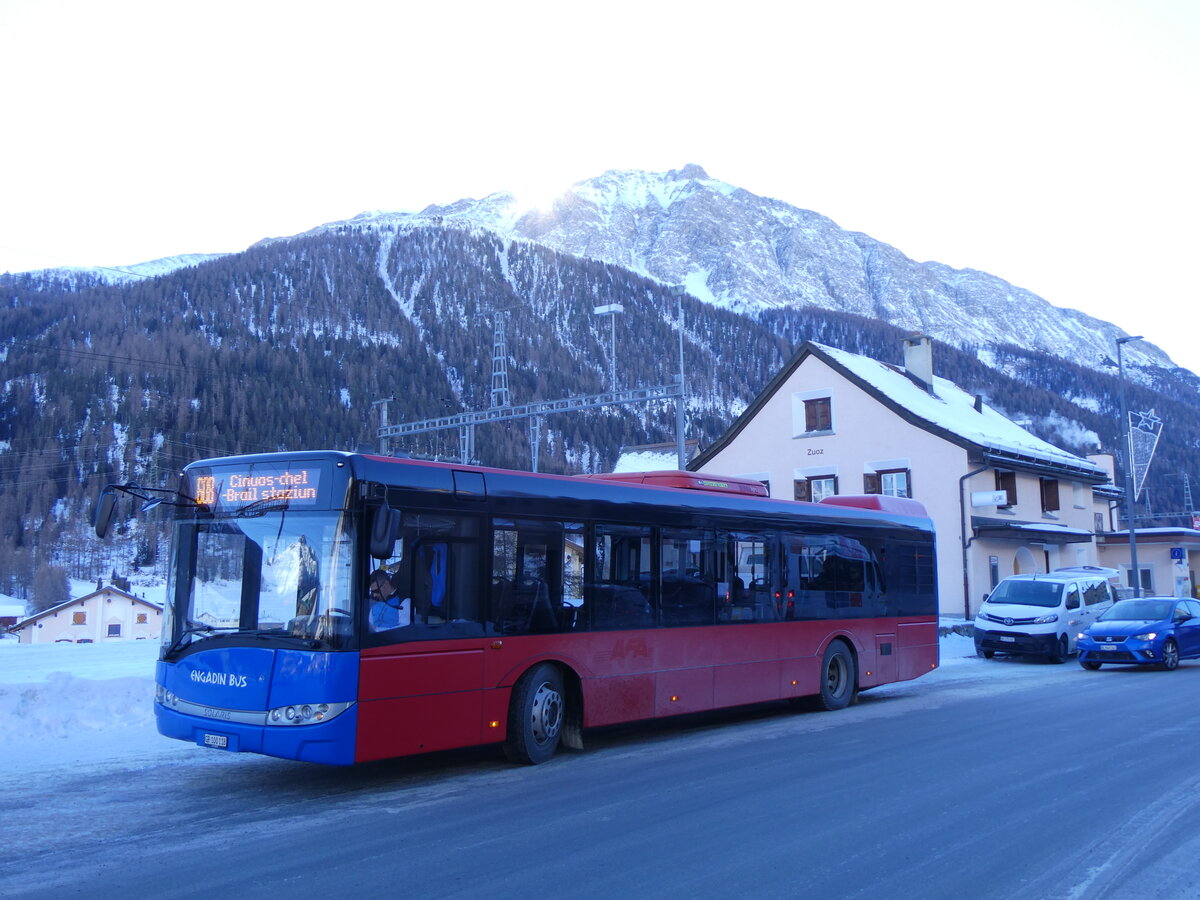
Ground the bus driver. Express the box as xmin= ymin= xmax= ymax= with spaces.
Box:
xmin=368 ymin=569 xmax=412 ymax=631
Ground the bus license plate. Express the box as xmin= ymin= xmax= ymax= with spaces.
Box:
xmin=203 ymin=733 xmax=229 ymax=749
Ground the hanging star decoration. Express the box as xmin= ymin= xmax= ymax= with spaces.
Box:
xmin=1131 ymin=409 xmax=1162 ymax=434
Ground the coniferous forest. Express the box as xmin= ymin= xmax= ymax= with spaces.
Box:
xmin=2 ymin=224 xmax=1197 ymax=609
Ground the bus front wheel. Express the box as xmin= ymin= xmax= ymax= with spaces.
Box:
xmin=503 ymin=663 xmax=565 ymax=765
xmin=811 ymin=640 xmax=857 ymax=711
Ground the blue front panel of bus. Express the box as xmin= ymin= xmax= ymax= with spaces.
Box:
xmin=165 ymin=647 xmax=277 ymax=707
xmin=156 ymin=648 xmax=360 ymax=765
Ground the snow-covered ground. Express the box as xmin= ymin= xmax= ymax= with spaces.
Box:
xmin=0 ymin=629 xmax=986 ymax=776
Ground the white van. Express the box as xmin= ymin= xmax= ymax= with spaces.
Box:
xmin=973 ymin=566 xmax=1119 ymax=663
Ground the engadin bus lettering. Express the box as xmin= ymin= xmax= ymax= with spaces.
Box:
xmin=190 ymin=670 xmax=249 ymax=688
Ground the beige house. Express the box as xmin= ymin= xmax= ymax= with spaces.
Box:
xmin=10 ymin=585 xmax=163 ymax=644
xmin=688 ymin=338 xmax=1119 ymax=618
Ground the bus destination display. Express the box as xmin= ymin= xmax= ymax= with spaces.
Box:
xmin=191 ymin=465 xmax=324 ymax=509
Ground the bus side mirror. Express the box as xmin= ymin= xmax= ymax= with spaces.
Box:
xmin=370 ymin=505 xmax=400 ymax=560
xmin=94 ymin=490 xmax=118 ymax=539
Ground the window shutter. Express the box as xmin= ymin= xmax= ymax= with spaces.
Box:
xmin=864 ymin=473 xmax=880 ymax=494
xmin=794 ymin=479 xmax=812 ymax=502
xmin=1041 ymin=479 xmax=1060 ymax=512
xmin=995 ymin=470 xmax=1016 ymax=507
xmin=803 ymin=397 xmax=831 ymax=432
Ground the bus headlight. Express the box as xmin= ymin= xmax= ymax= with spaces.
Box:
xmin=155 ymin=685 xmax=180 ymax=708
xmin=267 ymin=700 xmax=353 ymax=726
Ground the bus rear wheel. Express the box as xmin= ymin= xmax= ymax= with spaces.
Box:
xmin=811 ymin=640 xmax=857 ymax=711
xmin=503 ymin=663 xmax=565 ymax=765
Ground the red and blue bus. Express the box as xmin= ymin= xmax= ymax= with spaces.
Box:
xmin=98 ymin=451 xmax=938 ymax=765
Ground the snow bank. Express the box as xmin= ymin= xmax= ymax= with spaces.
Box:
xmin=0 ymin=631 xmax=978 ymax=725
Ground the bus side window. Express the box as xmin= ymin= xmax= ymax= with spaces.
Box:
xmin=588 ymin=523 xmax=651 ymax=630
xmin=491 ymin=519 xmax=575 ymax=634
xmin=365 ymin=513 xmax=485 ymax=644
xmin=730 ymin=534 xmax=774 ymax=622
xmin=660 ymin=529 xmax=717 ymax=627
xmin=562 ymin=525 xmax=585 ymax=629
xmin=879 ymin=540 xmax=937 ymax=617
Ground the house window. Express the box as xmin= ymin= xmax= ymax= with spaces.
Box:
xmin=995 ymin=470 xmax=1017 ymax=508
xmin=107 ymin=624 xmax=121 ymax=637
xmin=136 ymin=613 xmax=148 ymax=625
xmin=803 ymin=397 xmax=832 ymax=433
xmin=1040 ymin=478 xmax=1060 ymax=514
xmin=865 ymin=469 xmax=912 ymax=498
xmin=794 ymin=476 xmax=838 ymax=503
xmin=1125 ymin=566 xmax=1153 ymax=595
xmin=1094 ymin=513 xmax=1105 ymax=533
xmin=72 ymin=611 xmax=86 ymax=625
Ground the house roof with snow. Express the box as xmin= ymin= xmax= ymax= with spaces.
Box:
xmin=691 ymin=340 xmax=1110 ymax=482
xmin=613 ymin=440 xmax=698 ymax=473
xmin=10 ymin=585 xmax=162 ymax=631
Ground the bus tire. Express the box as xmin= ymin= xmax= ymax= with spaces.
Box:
xmin=812 ymin=640 xmax=857 ymax=711
xmin=503 ymin=663 xmax=565 ymax=765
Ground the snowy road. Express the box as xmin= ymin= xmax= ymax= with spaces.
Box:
xmin=3 ymin=638 xmax=1200 ymax=898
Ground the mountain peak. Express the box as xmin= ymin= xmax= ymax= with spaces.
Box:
xmin=668 ymin=163 xmax=710 ymax=180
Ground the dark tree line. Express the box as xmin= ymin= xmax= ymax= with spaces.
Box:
xmin=1 ymin=224 xmax=1195 ymax=606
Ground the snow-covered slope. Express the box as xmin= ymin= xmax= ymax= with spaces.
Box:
xmin=25 ymin=165 xmax=1177 ymax=376
xmin=20 ymin=252 xmax=227 ymax=285
xmin=274 ymin=165 xmax=1175 ymax=375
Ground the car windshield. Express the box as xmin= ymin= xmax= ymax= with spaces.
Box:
xmin=985 ymin=579 xmax=1062 ymax=608
xmin=1101 ymin=599 xmax=1174 ymax=622
xmin=161 ymin=508 xmax=356 ymax=655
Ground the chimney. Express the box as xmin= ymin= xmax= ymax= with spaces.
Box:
xmin=903 ymin=334 xmax=934 ymax=391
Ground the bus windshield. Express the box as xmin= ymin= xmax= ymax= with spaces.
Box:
xmin=162 ymin=508 xmax=356 ymax=656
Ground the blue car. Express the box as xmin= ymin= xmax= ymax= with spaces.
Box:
xmin=1078 ymin=597 xmax=1200 ymax=670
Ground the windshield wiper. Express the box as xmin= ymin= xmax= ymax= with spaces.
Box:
xmin=232 ymin=497 xmax=291 ymax=519
xmin=163 ymin=623 xmax=224 ymax=656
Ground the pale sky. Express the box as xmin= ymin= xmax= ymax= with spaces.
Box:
xmin=2 ymin=0 xmax=1197 ymax=372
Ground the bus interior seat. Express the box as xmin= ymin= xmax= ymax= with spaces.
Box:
xmin=496 ymin=576 xmax=557 ymax=633
xmin=590 ymin=584 xmax=651 ymax=629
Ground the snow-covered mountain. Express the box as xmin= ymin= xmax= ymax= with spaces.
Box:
xmin=23 ymin=164 xmax=1178 ymax=379
xmin=22 ymin=252 xmax=227 ymax=286
xmin=274 ymin=164 xmax=1174 ymax=376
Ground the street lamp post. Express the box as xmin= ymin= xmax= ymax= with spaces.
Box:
xmin=593 ymin=304 xmax=624 ymax=392
xmin=1116 ymin=335 xmax=1143 ymax=597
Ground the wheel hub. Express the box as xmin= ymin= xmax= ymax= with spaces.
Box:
xmin=530 ymin=682 xmax=563 ymax=744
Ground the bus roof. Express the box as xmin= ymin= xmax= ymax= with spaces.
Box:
xmin=579 ymin=470 xmax=770 ymax=497
xmin=818 ymin=494 xmax=929 ymax=517
xmin=181 ymin=452 xmax=934 ymax=533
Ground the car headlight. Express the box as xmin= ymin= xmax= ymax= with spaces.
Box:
xmin=1134 ymin=632 xmax=1158 ymax=641
xmin=1077 ymin=632 xmax=1087 ymax=642
xmin=1034 ymin=614 xmax=1059 ymax=625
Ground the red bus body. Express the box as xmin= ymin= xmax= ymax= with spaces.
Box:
xmin=355 ymin=618 xmax=937 ymax=760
